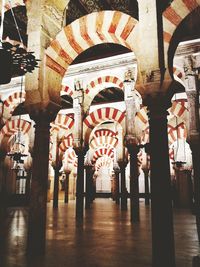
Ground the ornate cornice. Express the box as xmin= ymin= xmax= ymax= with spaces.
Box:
xmin=175 ymin=40 xmax=200 ymax=57
xmin=64 ymin=52 xmax=137 ymax=78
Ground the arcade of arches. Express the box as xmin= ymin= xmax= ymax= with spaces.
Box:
xmin=0 ymin=1 xmax=200 ymax=267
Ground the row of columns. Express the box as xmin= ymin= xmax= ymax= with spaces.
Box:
xmin=3 ymin=60 xmax=197 ymax=267
xmin=1 ymin=93 xmax=197 ymax=267
xmin=24 ymin=99 xmax=175 ymax=267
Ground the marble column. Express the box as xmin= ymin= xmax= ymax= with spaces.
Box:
xmin=184 ymin=56 xmax=200 ymax=242
xmin=64 ymin=171 xmax=70 ymax=204
xmin=148 ymin=98 xmax=175 ymax=267
xmin=119 ymin=161 xmax=128 ymax=210
xmin=85 ymin=165 xmax=93 ymax=209
xmin=114 ymin=168 xmax=120 ymax=205
xmin=27 ymin=111 xmax=54 ymax=255
xmin=127 ymin=143 xmax=140 ymax=222
xmin=75 ymin=149 xmax=85 ymax=221
xmin=53 ymin=166 xmax=60 ymax=209
xmin=143 ymin=168 xmax=150 ymax=206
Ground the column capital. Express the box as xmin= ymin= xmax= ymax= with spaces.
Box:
xmin=125 ymin=134 xmax=138 ymax=146
xmin=118 ymin=160 xmax=128 ymax=169
xmin=52 ymin=161 xmax=62 ymax=172
xmin=184 ymin=55 xmax=200 ymax=75
xmin=29 ymin=102 xmax=60 ymax=125
xmin=74 ymin=146 xmax=87 ymax=157
xmin=145 ymin=93 xmax=171 ymax=119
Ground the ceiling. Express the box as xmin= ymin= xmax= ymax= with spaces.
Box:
xmin=3 ymin=6 xmax=27 ymax=45
xmin=65 ymin=0 xmax=139 ymax=25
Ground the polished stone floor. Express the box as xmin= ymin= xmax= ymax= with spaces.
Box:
xmin=0 ymin=199 xmax=199 ymax=267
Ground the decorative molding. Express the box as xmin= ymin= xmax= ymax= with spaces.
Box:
xmin=64 ymin=52 xmax=137 ymax=78
xmin=175 ymin=40 xmax=200 ymax=57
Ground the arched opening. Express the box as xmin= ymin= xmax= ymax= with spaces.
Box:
xmin=72 ymin=43 xmax=131 ymax=64
xmin=92 ymin=86 xmax=124 ymax=106
xmin=168 ymin=6 xmax=200 ymax=79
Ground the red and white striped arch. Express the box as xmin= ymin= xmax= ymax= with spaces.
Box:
xmin=163 ymin=0 xmax=200 ymax=62
xmin=84 ymin=75 xmax=124 ymax=111
xmin=61 ymin=85 xmax=74 ymax=97
xmin=141 ymin=120 xmax=187 ymax=146
xmin=63 ymin=148 xmax=78 ymax=170
xmin=135 ymin=107 xmax=148 ymax=132
xmin=92 ymin=147 xmax=114 ymax=163
xmin=45 ymin=11 xmax=138 ymax=99
xmin=59 ymin=133 xmax=74 ymax=154
xmin=53 ymin=113 xmax=74 ymax=129
xmin=83 ymin=107 xmax=125 ymax=144
xmin=168 ymin=121 xmax=187 ymax=145
xmin=0 ymin=118 xmax=31 ymax=151
xmin=95 ymin=155 xmax=113 ymax=172
xmin=173 ymin=65 xmax=185 ymax=88
xmin=137 ymin=100 xmax=188 ymax=141
xmin=94 ymin=129 xmax=117 ymax=138
xmin=169 ymin=100 xmax=188 ymax=120
xmin=85 ymin=76 xmax=124 ymax=95
xmin=2 ymin=91 xmax=26 ymax=122
xmin=50 ymin=114 xmax=74 ymax=141
xmin=90 ymin=135 xmax=118 ymax=150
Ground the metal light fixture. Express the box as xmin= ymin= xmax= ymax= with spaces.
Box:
xmin=0 ymin=0 xmax=39 ymax=84
xmin=8 ymin=138 xmax=28 ymax=172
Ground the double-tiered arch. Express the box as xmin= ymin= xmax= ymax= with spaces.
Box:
xmin=45 ymin=10 xmax=139 ymax=103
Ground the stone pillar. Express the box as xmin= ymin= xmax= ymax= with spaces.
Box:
xmin=27 ymin=111 xmax=55 ymax=255
xmin=53 ymin=166 xmax=60 ymax=209
xmin=85 ymin=165 xmax=93 ymax=209
xmin=92 ymin=172 xmax=96 ymax=201
xmin=148 ymin=97 xmax=175 ymax=267
xmin=119 ymin=161 xmax=128 ymax=210
xmin=124 ymin=69 xmax=142 ymax=221
xmin=143 ymin=168 xmax=150 ymax=205
xmin=114 ymin=168 xmax=120 ymax=205
xmin=191 ymin=143 xmax=200 ymax=241
xmin=127 ymin=142 xmax=140 ymax=222
xmin=174 ymin=168 xmax=193 ymax=208
xmin=75 ymin=149 xmax=85 ymax=221
xmin=64 ymin=171 xmax=70 ymax=204
xmin=184 ymin=57 xmax=200 ymax=242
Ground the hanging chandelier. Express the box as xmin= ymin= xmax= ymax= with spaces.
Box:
xmin=7 ymin=130 xmax=28 ymax=171
xmin=0 ymin=0 xmax=39 ymax=84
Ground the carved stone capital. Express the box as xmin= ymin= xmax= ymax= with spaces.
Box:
xmin=124 ymin=135 xmax=139 ymax=155
xmin=73 ymin=146 xmax=87 ymax=157
xmin=118 ymin=160 xmax=128 ymax=169
xmin=145 ymin=93 xmax=171 ymax=119
xmin=29 ymin=105 xmax=59 ymax=125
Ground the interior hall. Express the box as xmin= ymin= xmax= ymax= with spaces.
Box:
xmin=0 ymin=1 xmax=200 ymax=267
